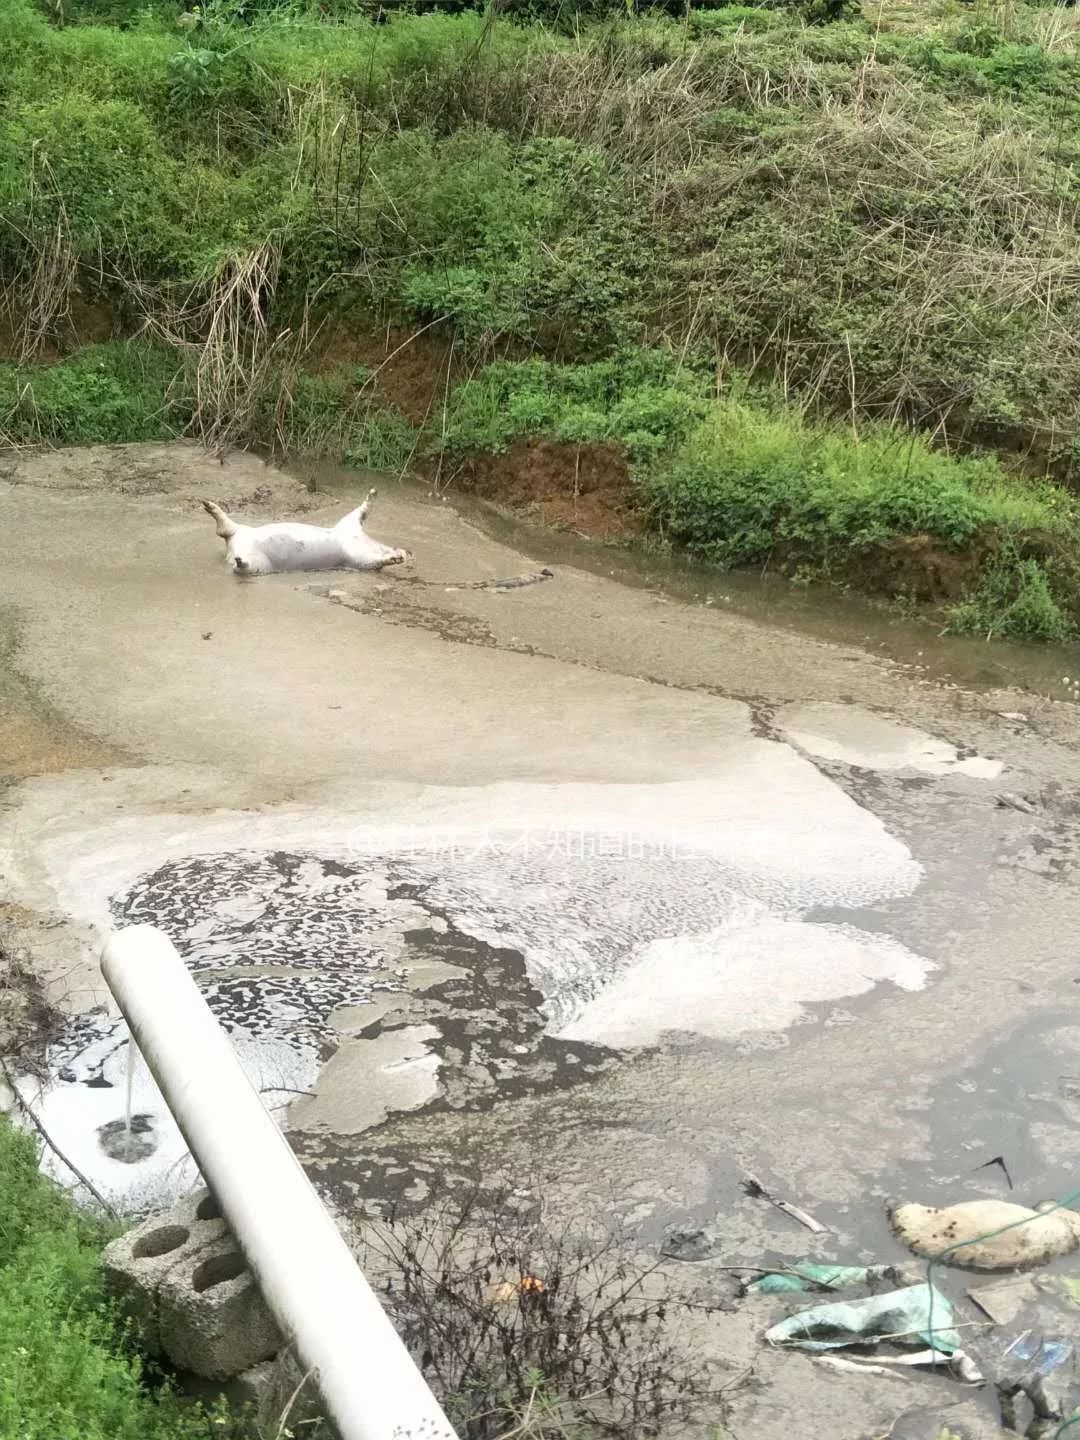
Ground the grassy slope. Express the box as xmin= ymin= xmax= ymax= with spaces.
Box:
xmin=1 ymin=0 xmax=1079 ymax=638
xmin=0 ymin=1115 xmax=250 ymax=1440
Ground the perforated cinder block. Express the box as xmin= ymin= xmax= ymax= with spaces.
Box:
xmin=103 ymin=1188 xmax=229 ymax=1355
xmin=157 ymin=1234 xmax=282 ymax=1380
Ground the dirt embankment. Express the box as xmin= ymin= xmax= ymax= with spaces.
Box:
xmin=447 ymin=438 xmax=637 ymax=540
xmin=307 ymin=325 xmax=1020 ymax=594
xmin=312 ymin=316 xmax=463 ymax=426
xmin=313 ymin=320 xmax=641 ymax=540
xmin=847 ymin=533 xmax=991 ymax=604
xmin=4 ymin=311 xmax=1038 ymax=603
xmin=0 ymin=291 xmax=116 ymax=364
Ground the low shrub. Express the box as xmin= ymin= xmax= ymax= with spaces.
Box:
xmin=0 ymin=1116 xmax=249 ymax=1440
xmin=320 ymin=130 xmax=659 ymax=349
xmin=946 ymin=546 xmax=1076 ymax=642
xmin=642 ymin=394 xmax=1066 ymax=570
xmin=342 ymin=406 xmax=418 ymax=471
xmin=257 ymin=364 xmax=418 ymax=464
xmin=0 ymin=342 xmax=185 ymax=444
xmin=0 ymin=96 xmax=183 ymax=267
xmin=442 ymin=349 xmax=708 ymax=461
xmin=366 ymin=1188 xmax=714 ymax=1440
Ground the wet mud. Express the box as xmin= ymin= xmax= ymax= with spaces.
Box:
xmin=3 ymin=440 xmax=1080 ymax=1440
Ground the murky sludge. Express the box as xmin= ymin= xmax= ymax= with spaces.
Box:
xmin=6 ymin=445 xmax=1080 ymax=1440
xmin=25 ymin=734 xmax=946 ymax=1209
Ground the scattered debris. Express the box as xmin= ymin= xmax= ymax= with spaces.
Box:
xmin=997 ymin=712 xmax=1029 ymax=723
xmin=743 ymin=1173 xmax=826 ymax=1234
xmin=997 ymin=793 xmax=1039 ymax=815
xmin=1050 ymin=1276 xmax=1080 ymax=1309
xmin=764 ymin=1282 xmax=963 ymax=1355
xmin=747 ymin=1263 xmax=913 ymax=1295
xmin=828 ymin=1349 xmax=982 ymax=1383
xmin=1000 ymin=1332 xmax=1073 ymax=1380
xmin=998 ymin=1387 xmax=1039 ymax=1436
xmin=990 ymin=1330 xmax=1079 ymax=1436
xmin=444 ymin=568 xmax=555 ymax=593
xmin=968 ymin=1277 xmax=1037 ymax=1326
xmin=660 ymin=1228 xmax=720 ymax=1263
xmin=914 ymin=1351 xmax=983 ymax=1385
xmin=889 ymin=1199 xmax=1080 ymax=1270
xmin=974 ymin=1155 xmax=1014 ymax=1190
xmin=486 ymin=1274 xmax=548 ymax=1305
xmin=816 ymin=1353 xmax=908 ymax=1380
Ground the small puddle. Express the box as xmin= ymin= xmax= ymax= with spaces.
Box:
xmin=777 ymin=701 xmax=1004 ymax=778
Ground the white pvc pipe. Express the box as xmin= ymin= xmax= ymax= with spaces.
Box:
xmin=101 ymin=924 xmax=457 ymax=1440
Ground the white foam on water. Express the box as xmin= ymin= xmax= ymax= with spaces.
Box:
xmin=7 ymin=738 xmax=918 ymax=942
xmin=19 ymin=1034 xmax=317 ymax=1213
xmin=558 ymin=900 xmax=933 ymax=1047
xmin=407 ymin=741 xmax=923 ymax=1027
xmin=779 ymin=702 xmax=1003 ymax=778
xmin=7 ymin=733 xmax=934 ymax=1206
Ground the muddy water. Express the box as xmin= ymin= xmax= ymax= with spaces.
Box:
xmin=3 ymin=443 xmax=1079 ymax=1440
xmin=342 ymin=471 xmax=1079 ymax=700
xmin=3 ymin=445 xmax=1080 ymax=1282
xmin=0 ymin=604 xmax=122 ymax=781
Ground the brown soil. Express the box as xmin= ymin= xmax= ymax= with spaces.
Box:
xmin=312 ymin=315 xmax=465 ymax=426
xmin=0 ymin=290 xmax=116 ymax=364
xmin=849 ymin=532 xmax=992 ymax=603
xmin=310 ymin=317 xmax=643 ymax=540
xmin=448 ymin=438 xmax=640 ymax=541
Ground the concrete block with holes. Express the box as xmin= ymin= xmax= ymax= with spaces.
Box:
xmin=158 ymin=1237 xmax=282 ymax=1379
xmin=102 ymin=1187 xmax=281 ymax=1378
xmin=232 ymin=1351 xmax=323 ymax=1431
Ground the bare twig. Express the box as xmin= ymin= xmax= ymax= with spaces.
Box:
xmin=0 ymin=1057 xmax=118 ymax=1218
xmin=273 ymin=1359 xmax=319 ymax=1440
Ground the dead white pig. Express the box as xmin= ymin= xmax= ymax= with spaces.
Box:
xmin=202 ymin=489 xmax=409 ymax=577
xmin=889 ymin=1198 xmax=1080 ymax=1270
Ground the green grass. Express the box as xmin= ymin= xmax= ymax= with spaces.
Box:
xmin=0 ymin=343 xmax=184 ymax=445
xmin=444 ymin=351 xmax=1080 ymax=641
xmin=643 ymin=393 xmax=1059 ymax=565
xmin=947 ymin=546 xmax=1078 ymax=641
xmin=645 ymin=396 xmax=1079 ymax=641
xmin=441 ymin=350 xmax=709 ymax=463
xmin=1 ymin=0 xmax=1079 ymax=640
xmin=0 ymin=344 xmax=421 ymax=463
xmin=1 ymin=0 xmax=1077 ymax=465
xmin=0 ymin=1115 xmax=248 ymax=1440
xmin=1 ymin=0 xmax=1073 ymax=470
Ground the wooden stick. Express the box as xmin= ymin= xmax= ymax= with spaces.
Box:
xmin=743 ymin=1173 xmax=826 ymax=1234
